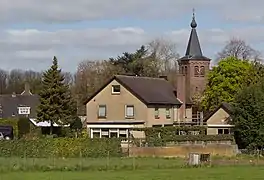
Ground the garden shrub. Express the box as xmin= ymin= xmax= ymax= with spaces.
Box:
xmin=133 ymin=126 xmax=234 ymax=146
xmin=0 ymin=138 xmax=122 ymax=158
xmin=17 ymin=117 xmax=30 ymax=138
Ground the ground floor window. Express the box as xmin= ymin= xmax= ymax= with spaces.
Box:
xmin=90 ymin=128 xmax=129 ymax=138
xmin=218 ymin=128 xmax=230 ymax=134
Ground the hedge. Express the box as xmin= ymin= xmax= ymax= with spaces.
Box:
xmin=0 ymin=138 xmax=122 ymax=158
xmin=145 ymin=134 xmax=234 ymax=146
xmin=133 ymin=126 xmax=234 ymax=146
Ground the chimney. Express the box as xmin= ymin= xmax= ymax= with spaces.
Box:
xmin=176 ymin=74 xmax=186 ymax=121
xmin=21 ymin=82 xmax=32 ymax=95
xmin=159 ymin=76 xmax=168 ymax=81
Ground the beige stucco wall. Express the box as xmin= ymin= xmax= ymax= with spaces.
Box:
xmin=86 ymin=79 xmax=147 ymax=122
xmin=146 ymin=106 xmax=179 ymax=127
xmin=185 ymin=107 xmax=192 ymax=121
xmin=206 ymin=108 xmax=232 ymax=135
xmin=86 ymin=79 xmax=181 ymax=127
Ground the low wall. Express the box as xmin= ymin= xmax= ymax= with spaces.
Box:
xmin=129 ymin=144 xmax=238 ymax=157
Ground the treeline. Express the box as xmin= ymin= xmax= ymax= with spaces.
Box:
xmin=0 ymin=69 xmax=73 ymax=95
xmin=0 ymin=38 xmax=262 ymax=117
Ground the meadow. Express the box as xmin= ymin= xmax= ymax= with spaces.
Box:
xmin=1 ymin=156 xmax=264 ymax=179
xmin=1 ymin=166 xmax=264 ymax=180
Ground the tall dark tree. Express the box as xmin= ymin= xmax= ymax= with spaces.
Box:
xmin=232 ymin=80 xmax=264 ymax=150
xmin=110 ymin=45 xmax=159 ymax=77
xmin=37 ymin=56 xmax=77 ymax=134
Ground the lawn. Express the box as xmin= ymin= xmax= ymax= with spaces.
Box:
xmin=1 ymin=166 xmax=264 ymax=180
xmin=0 ymin=157 xmax=185 ymax=172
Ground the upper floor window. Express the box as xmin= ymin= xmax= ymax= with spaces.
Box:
xmin=194 ymin=66 xmax=199 ymax=76
xmin=166 ymin=108 xmax=171 ymax=119
xmin=154 ymin=108 xmax=159 ymax=119
xmin=125 ymin=105 xmax=134 ymax=118
xmin=18 ymin=107 xmax=30 ymax=115
xmin=112 ymin=85 xmax=120 ymax=94
xmin=200 ymin=66 xmax=205 ymax=76
xmin=98 ymin=105 xmax=107 ymax=118
xmin=184 ymin=66 xmax=188 ymax=75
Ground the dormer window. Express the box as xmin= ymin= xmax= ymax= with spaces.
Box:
xmin=18 ymin=107 xmax=30 ymax=115
xmin=112 ymin=85 xmax=120 ymax=94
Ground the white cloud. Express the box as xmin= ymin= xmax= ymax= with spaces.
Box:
xmin=0 ymin=0 xmax=263 ymax=23
xmin=1 ymin=25 xmax=264 ymax=72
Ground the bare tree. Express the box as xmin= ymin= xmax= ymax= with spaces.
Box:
xmin=7 ymin=69 xmax=25 ymax=93
xmin=73 ymin=60 xmax=123 ymax=115
xmin=23 ymin=70 xmax=42 ymax=94
xmin=0 ymin=69 xmax=8 ymax=94
xmin=217 ymin=38 xmax=261 ymax=61
xmin=147 ymin=38 xmax=179 ymax=73
xmin=63 ymin=71 xmax=74 ymax=86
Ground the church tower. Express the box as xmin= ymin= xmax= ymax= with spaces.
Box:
xmin=178 ymin=10 xmax=211 ymax=101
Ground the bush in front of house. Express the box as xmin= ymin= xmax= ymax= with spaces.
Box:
xmin=133 ymin=126 xmax=234 ymax=147
xmin=17 ymin=117 xmax=31 ymax=138
xmin=0 ymin=138 xmax=122 ymax=158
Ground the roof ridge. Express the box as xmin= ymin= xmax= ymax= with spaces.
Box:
xmin=115 ymin=75 xmax=166 ymax=81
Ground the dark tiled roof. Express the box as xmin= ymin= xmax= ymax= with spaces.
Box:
xmin=116 ymin=75 xmax=182 ymax=105
xmin=0 ymin=94 xmax=39 ymax=118
xmin=84 ymin=75 xmax=182 ymax=106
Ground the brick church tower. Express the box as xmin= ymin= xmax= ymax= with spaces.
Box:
xmin=178 ymin=11 xmax=211 ymax=103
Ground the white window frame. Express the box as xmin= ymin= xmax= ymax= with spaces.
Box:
xmin=98 ymin=105 xmax=107 ymax=118
xmin=125 ymin=105 xmax=134 ymax=118
xmin=154 ymin=107 xmax=159 ymax=118
xmin=18 ymin=107 xmax=30 ymax=115
xmin=111 ymin=85 xmax=121 ymax=94
xmin=166 ymin=108 xmax=171 ymax=118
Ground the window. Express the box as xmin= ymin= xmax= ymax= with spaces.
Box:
xmin=112 ymin=85 xmax=120 ymax=94
xmin=125 ymin=105 xmax=134 ymax=118
xmin=181 ymin=66 xmax=184 ymax=74
xmin=218 ymin=129 xmax=230 ymax=134
xmin=224 ymin=129 xmax=230 ymax=134
xmin=98 ymin=105 xmax=107 ymax=118
xmin=194 ymin=66 xmax=199 ymax=76
xmin=18 ymin=107 xmax=30 ymax=115
xmin=166 ymin=108 xmax=171 ymax=118
xmin=184 ymin=66 xmax=187 ymax=75
xmin=200 ymin=66 xmax=205 ymax=76
xmin=155 ymin=108 xmax=159 ymax=119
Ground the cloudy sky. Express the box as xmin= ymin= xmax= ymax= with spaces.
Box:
xmin=1 ymin=0 xmax=264 ymax=72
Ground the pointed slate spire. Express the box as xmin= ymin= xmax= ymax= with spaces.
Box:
xmin=178 ymin=9 xmax=210 ymax=62
xmin=185 ymin=9 xmax=203 ymax=58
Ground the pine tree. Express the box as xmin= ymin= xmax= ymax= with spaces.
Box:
xmin=37 ymin=56 xmax=77 ymax=134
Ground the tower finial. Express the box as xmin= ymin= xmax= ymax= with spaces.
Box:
xmin=191 ymin=8 xmax=197 ymax=28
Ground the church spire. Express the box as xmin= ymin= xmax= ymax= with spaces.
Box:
xmin=185 ymin=9 xmax=203 ymax=57
xmin=190 ymin=8 xmax=197 ymax=28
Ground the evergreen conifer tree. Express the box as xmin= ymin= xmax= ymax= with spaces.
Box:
xmin=37 ymin=56 xmax=76 ymax=134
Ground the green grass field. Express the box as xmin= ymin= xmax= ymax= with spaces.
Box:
xmin=1 ymin=156 xmax=264 ymax=179
xmin=1 ymin=166 xmax=264 ymax=180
